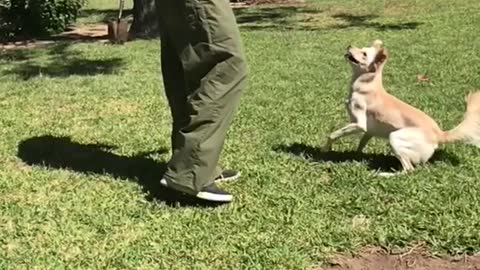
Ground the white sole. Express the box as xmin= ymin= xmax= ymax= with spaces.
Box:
xmin=160 ymin=178 xmax=233 ymax=202
xmin=196 ymin=191 xmax=233 ymax=202
xmin=160 ymin=178 xmax=168 ymax=187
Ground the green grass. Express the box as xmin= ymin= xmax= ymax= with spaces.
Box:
xmin=2 ymin=0 xmax=480 ymax=269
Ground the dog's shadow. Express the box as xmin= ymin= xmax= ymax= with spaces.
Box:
xmin=16 ymin=135 xmax=226 ymax=208
xmin=273 ymin=143 xmax=460 ymax=172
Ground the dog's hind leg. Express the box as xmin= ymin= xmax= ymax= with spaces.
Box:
xmin=376 ymin=128 xmax=435 ymax=177
xmin=398 ymin=154 xmax=415 ymax=171
xmin=376 ymin=155 xmax=413 ymax=177
xmin=388 ymin=128 xmax=436 ymax=172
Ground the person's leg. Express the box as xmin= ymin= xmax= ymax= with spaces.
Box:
xmin=157 ymin=0 xmax=247 ymax=201
xmin=159 ymin=19 xmax=237 ymax=184
xmin=159 ymin=30 xmax=189 ymax=154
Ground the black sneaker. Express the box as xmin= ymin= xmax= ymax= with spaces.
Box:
xmin=160 ymin=179 xmax=233 ymax=202
xmin=214 ymin=169 xmax=241 ymax=182
xmin=196 ymin=183 xmax=233 ymax=202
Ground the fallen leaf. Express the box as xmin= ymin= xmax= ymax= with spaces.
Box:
xmin=417 ymin=74 xmax=430 ymax=82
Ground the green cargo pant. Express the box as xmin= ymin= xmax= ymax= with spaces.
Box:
xmin=157 ymin=0 xmax=247 ymax=195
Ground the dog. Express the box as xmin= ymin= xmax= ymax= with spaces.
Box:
xmin=322 ymin=39 xmax=480 ymax=175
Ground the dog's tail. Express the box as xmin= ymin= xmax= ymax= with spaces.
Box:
xmin=440 ymin=91 xmax=480 ymax=146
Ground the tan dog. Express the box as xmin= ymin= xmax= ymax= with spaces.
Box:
xmin=322 ymin=39 xmax=480 ymax=175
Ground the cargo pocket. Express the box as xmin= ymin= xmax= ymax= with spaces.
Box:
xmin=185 ymin=0 xmax=212 ymax=46
xmin=182 ymin=0 xmax=240 ymax=103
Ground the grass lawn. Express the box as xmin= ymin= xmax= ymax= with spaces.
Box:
xmin=1 ymin=0 xmax=480 ymax=269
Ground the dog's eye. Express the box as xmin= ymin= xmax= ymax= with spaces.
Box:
xmin=362 ymin=52 xmax=367 ymax=57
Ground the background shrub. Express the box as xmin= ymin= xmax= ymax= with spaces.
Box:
xmin=0 ymin=0 xmax=86 ymax=40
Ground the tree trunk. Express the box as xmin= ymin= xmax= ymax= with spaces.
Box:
xmin=129 ymin=0 xmax=160 ymax=38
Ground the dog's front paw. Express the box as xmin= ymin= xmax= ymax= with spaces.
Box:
xmin=376 ymin=172 xmax=396 ymax=177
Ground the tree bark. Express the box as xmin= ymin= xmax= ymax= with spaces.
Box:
xmin=129 ymin=0 xmax=160 ymax=38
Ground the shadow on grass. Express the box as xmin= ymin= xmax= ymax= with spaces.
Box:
xmin=0 ymin=49 xmax=32 ymax=62
xmin=331 ymin=13 xmax=421 ymax=31
xmin=17 ymin=135 xmax=226 ymax=208
xmin=233 ymin=5 xmax=316 ymax=30
xmin=7 ymin=58 xmax=124 ymax=79
xmin=1 ymin=43 xmax=125 ymax=79
xmin=274 ymin=143 xmax=460 ymax=172
xmin=234 ymin=6 xmax=421 ymax=31
xmin=234 ymin=6 xmax=314 ymax=24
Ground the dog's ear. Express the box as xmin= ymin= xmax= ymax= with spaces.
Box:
xmin=375 ymin=48 xmax=388 ymax=63
xmin=372 ymin=39 xmax=383 ymax=49
xmin=368 ymin=48 xmax=388 ymax=72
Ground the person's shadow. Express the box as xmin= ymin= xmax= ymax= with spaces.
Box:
xmin=17 ymin=135 xmax=226 ymax=208
xmin=273 ymin=143 xmax=460 ymax=172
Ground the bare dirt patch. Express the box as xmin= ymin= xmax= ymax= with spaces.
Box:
xmin=231 ymin=0 xmax=304 ymax=7
xmin=0 ymin=24 xmax=110 ymax=50
xmin=316 ymin=247 xmax=480 ymax=270
xmin=57 ymin=24 xmax=110 ymax=40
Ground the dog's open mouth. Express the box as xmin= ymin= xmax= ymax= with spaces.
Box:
xmin=345 ymin=53 xmax=359 ymax=64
